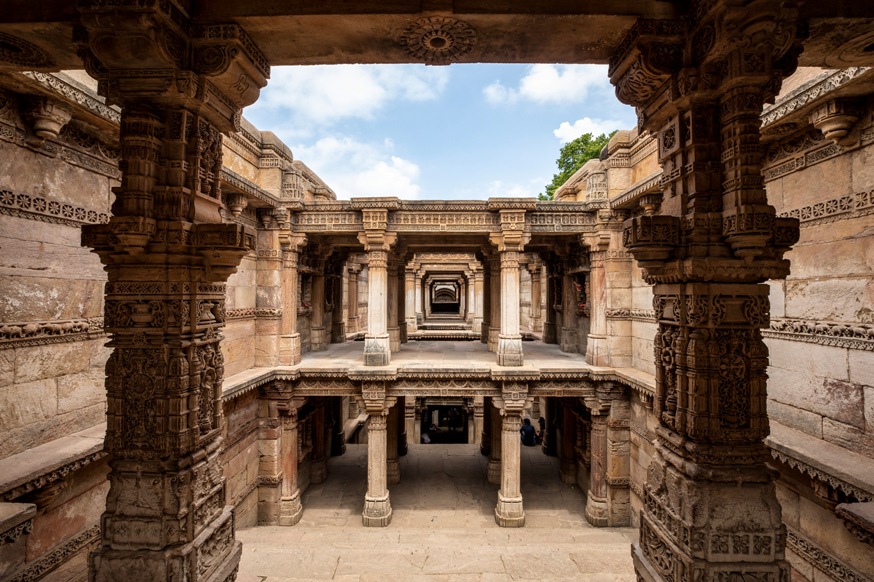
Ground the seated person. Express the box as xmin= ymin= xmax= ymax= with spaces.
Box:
xmin=520 ymin=418 xmax=537 ymax=447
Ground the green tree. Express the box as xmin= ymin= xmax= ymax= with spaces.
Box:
xmin=540 ymin=131 xmax=616 ymax=200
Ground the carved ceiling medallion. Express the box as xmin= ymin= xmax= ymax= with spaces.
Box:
xmin=0 ymin=32 xmax=53 ymax=68
xmin=399 ymin=17 xmax=477 ymax=65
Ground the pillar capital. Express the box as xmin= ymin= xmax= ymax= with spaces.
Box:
xmin=76 ymin=2 xmax=269 ymax=132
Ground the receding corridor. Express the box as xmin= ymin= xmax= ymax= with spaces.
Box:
xmin=236 ymin=443 xmax=638 ymax=581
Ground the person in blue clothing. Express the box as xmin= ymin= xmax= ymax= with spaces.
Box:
xmin=520 ymin=418 xmax=537 ymax=447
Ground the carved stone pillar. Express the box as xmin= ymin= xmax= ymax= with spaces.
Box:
xmin=480 ymin=258 xmax=491 ymax=344
xmin=528 ymin=266 xmax=542 ymax=333
xmin=404 ymin=270 xmax=416 ymax=334
xmin=487 ymin=254 xmax=501 ymax=351
xmin=387 ymin=256 xmax=401 ymax=352
xmin=76 ymin=4 xmax=268 ymax=578
xmin=310 ymin=398 xmax=328 ymax=484
xmin=257 ymin=400 xmax=282 ymax=525
xmin=543 ymin=265 xmax=560 ymax=344
xmin=397 ymin=266 xmax=408 ymax=344
xmin=347 ymin=264 xmax=360 ymax=334
xmin=329 ymin=260 xmax=346 ymax=343
xmin=414 ymin=274 xmax=423 ymax=325
xmin=473 ymin=270 xmax=485 ymax=335
xmin=280 ymin=234 xmax=306 ymax=365
xmin=358 ymin=210 xmax=396 ymax=366
xmin=386 ymin=401 xmax=400 ymax=485
xmin=606 ymin=400 xmax=631 ymax=526
xmin=560 ymin=266 xmax=579 ymax=353
xmin=609 ymin=4 xmax=802 ymax=580
xmin=497 ymin=247 xmax=524 ymax=366
xmin=255 ymin=225 xmax=282 ymax=366
xmin=331 ymin=396 xmax=346 ymax=457
xmin=559 ymin=403 xmax=577 ymax=485
xmin=404 ymin=398 xmax=416 ymax=446
xmin=493 ymin=390 xmax=527 ymax=528
xmin=278 ymin=399 xmax=305 ymax=526
xmin=584 ymin=234 xmax=609 ymax=365
xmin=310 ymin=259 xmax=327 ymax=351
xmin=585 ymin=412 xmax=609 ymax=527
xmin=473 ymin=396 xmax=485 ymax=449
xmin=487 ymin=404 xmax=502 ymax=485
xmin=360 ymin=391 xmax=396 ymax=527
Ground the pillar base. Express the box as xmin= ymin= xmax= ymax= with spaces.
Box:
xmin=387 ymin=458 xmax=400 ymax=485
xmin=364 ymin=334 xmax=391 ymax=366
xmin=585 ymin=333 xmax=609 ymax=366
xmin=488 ymin=327 xmax=499 ymax=351
xmin=331 ymin=430 xmax=346 ymax=457
xmin=91 ymin=507 xmax=241 ymax=582
xmin=585 ymin=491 xmax=609 ymax=527
xmin=362 ymin=493 xmax=392 ymax=527
xmin=279 ymin=491 xmax=303 ymax=526
xmin=560 ymin=328 xmax=579 ymax=353
xmin=311 ymin=457 xmax=328 ymax=484
xmin=494 ymin=493 xmax=525 ymax=527
xmin=312 ymin=326 xmax=327 ymax=351
xmin=347 ymin=316 xmax=359 ymax=334
xmin=542 ymin=322 xmax=557 ymax=344
xmin=331 ymin=322 xmax=346 ymax=344
xmin=559 ymin=459 xmax=577 ymax=485
xmin=487 ymin=458 xmax=501 ymax=485
xmin=388 ymin=327 xmax=401 ymax=352
xmin=497 ymin=335 xmax=523 ymax=366
xmin=279 ymin=333 xmax=301 ymax=365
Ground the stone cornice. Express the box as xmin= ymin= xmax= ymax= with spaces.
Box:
xmin=764 ymin=318 xmax=874 ymax=351
xmin=0 ymin=316 xmax=105 ymax=349
xmin=220 ymin=168 xmax=280 ymax=207
xmin=20 ymin=71 xmax=120 ymax=124
xmin=609 ymin=171 xmax=663 ymax=209
xmin=761 ymin=67 xmax=871 ymax=129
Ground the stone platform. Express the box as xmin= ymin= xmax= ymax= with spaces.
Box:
xmin=237 ymin=443 xmax=637 ymax=581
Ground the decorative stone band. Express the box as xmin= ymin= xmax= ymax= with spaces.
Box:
xmin=778 ymin=190 xmax=874 ymax=228
xmin=605 ymin=308 xmax=657 ymax=323
xmin=5 ymin=524 xmax=100 ymax=582
xmin=764 ymin=318 xmax=874 ymax=351
xmin=0 ymin=189 xmax=109 ymax=228
xmin=0 ymin=519 xmax=33 ymax=546
xmin=1 ymin=448 xmax=108 ymax=503
xmin=785 ymin=525 xmax=869 ymax=582
xmin=0 ymin=317 xmax=105 ymax=348
xmin=226 ymin=308 xmax=283 ymax=320
xmin=769 ymin=447 xmax=872 ymax=503
xmin=761 ymin=67 xmax=871 ymax=129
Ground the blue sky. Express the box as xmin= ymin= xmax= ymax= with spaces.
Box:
xmin=242 ymin=64 xmax=637 ymax=200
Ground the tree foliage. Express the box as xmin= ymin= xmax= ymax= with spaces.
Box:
xmin=540 ymin=131 xmax=616 ymax=200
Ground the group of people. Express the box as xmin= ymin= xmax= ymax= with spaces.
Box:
xmin=520 ymin=417 xmax=545 ymax=447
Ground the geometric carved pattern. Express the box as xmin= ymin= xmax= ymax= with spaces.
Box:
xmin=764 ymin=318 xmax=874 ymax=351
xmin=785 ymin=526 xmax=869 ymax=582
xmin=0 ymin=189 xmax=109 ymax=226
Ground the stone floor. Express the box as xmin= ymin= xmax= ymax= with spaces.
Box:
xmin=237 ymin=443 xmax=638 ymax=581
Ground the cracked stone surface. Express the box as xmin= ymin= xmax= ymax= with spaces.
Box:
xmin=238 ymin=443 xmax=637 ymax=581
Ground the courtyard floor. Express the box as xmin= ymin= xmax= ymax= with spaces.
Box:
xmin=236 ymin=443 xmax=638 ymax=582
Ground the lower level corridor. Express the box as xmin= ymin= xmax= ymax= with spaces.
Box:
xmin=236 ymin=443 xmax=638 ymax=582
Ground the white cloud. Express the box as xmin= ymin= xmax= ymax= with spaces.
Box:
xmin=483 ymin=64 xmax=610 ymax=105
xmin=293 ymin=136 xmax=421 ymax=199
xmin=248 ymin=65 xmax=450 ymax=129
xmin=553 ymin=117 xmax=624 ymax=144
xmin=485 ymin=179 xmax=540 ymax=199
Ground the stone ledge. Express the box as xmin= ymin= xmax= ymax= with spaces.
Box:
xmin=766 ymin=421 xmax=874 ymax=503
xmin=0 ymin=424 xmax=106 ymax=502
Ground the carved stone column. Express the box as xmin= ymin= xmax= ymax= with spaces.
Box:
xmin=386 ymin=401 xmax=400 ymax=485
xmin=347 ymin=264 xmax=360 ymax=334
xmin=255 ymin=223 xmax=282 ymax=366
xmin=257 ymin=400 xmax=282 ymax=525
xmin=329 ymin=259 xmax=346 ymax=344
xmin=609 ymin=4 xmax=802 ymax=580
xmin=331 ymin=396 xmax=346 ymax=457
xmin=559 ymin=403 xmax=578 ymax=485
xmin=404 ymin=270 xmax=416 ymax=334
xmin=387 ymin=256 xmax=401 ymax=352
xmin=497 ymin=246 xmax=524 ymax=366
xmin=487 ymin=404 xmax=502 ymax=485
xmin=473 ymin=269 xmax=485 ymax=335
xmin=359 ymin=388 xmax=396 ymax=527
xmin=493 ymin=388 xmax=528 ymax=528
xmin=278 ymin=398 xmax=305 ymax=526
xmin=585 ymin=412 xmax=609 ymax=527
xmin=543 ymin=264 xmax=560 ymax=344
xmin=280 ymin=233 xmax=306 ymax=365
xmin=528 ymin=266 xmax=542 ymax=333
xmin=310 ymin=398 xmax=328 ymax=484
xmin=358 ymin=208 xmax=396 ymax=366
xmin=480 ymin=256 xmax=491 ymax=344
xmin=404 ymin=398 xmax=416 ymax=446
xmin=560 ymin=265 xmax=580 ymax=353
xmin=310 ymin=258 xmax=327 ymax=351
xmin=414 ymin=274 xmax=423 ymax=325
xmin=76 ymin=4 xmax=268 ymax=579
xmin=606 ymin=399 xmax=631 ymax=526
xmin=487 ymin=254 xmax=501 ymax=351
xmin=473 ymin=396 xmax=485 ymax=449
xmin=584 ymin=232 xmax=610 ymax=365
xmin=397 ymin=265 xmax=408 ymax=344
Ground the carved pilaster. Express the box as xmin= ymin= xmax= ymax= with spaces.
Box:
xmin=610 ymin=3 xmax=801 ymax=579
xmin=279 ymin=233 xmax=306 ymax=365
xmin=358 ymin=224 xmax=397 ymax=366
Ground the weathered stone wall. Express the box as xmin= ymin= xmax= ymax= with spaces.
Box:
xmin=222 ymin=389 xmax=261 ymax=528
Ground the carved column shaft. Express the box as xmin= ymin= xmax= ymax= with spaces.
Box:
xmin=559 ymin=403 xmax=578 ymax=485
xmin=364 ymin=249 xmax=390 ymax=365
xmin=495 ymin=405 xmax=525 ymax=527
xmin=387 ymin=402 xmax=400 ymax=485
xmin=529 ymin=268 xmax=542 ymax=333
xmin=280 ymin=235 xmax=305 ymax=365
xmin=585 ymin=413 xmax=609 ymax=527
xmin=488 ymin=255 xmax=501 ymax=351
xmin=543 ymin=266 xmax=560 ymax=344
xmin=586 ymin=248 xmax=608 ymax=365
xmin=255 ymin=229 xmax=282 ymax=366
xmin=387 ymin=258 xmax=401 ymax=352
xmin=404 ymin=271 xmax=416 ymax=334
xmin=347 ymin=266 xmax=360 ymax=333
xmin=363 ymin=410 xmax=392 ymax=526
xmin=279 ymin=405 xmax=303 ymax=526
xmin=487 ymin=404 xmax=502 ymax=485
xmin=310 ymin=262 xmax=327 ymax=351
xmin=560 ymin=266 xmax=580 ymax=353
